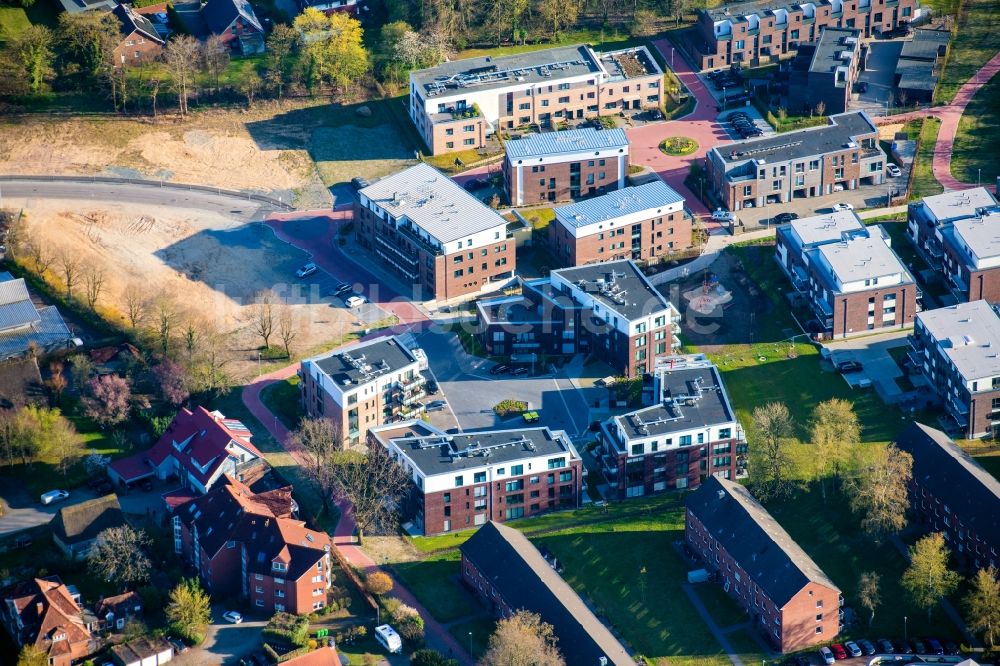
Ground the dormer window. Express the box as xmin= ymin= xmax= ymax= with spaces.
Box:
xmin=272 ymin=562 xmax=287 ymax=572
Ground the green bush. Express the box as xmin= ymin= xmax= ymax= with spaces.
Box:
xmin=493 ymin=399 xmax=528 ymax=417
xmin=262 ymin=612 xmax=310 ymax=648
xmin=412 ymin=649 xmax=459 ymax=666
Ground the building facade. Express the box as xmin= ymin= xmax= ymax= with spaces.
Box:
xmin=173 ymin=479 xmax=333 ymax=616
xmin=786 ymin=27 xmax=861 ymax=116
xmin=0 ymin=577 xmax=99 ymax=666
xmin=111 ymin=3 xmax=165 ymax=66
xmin=369 ymin=421 xmax=583 ymax=536
xmin=907 ymin=188 xmax=1000 ymax=304
xmin=908 ymin=301 xmax=1000 ymax=438
xmin=689 ymin=0 xmax=920 ymax=71
xmin=475 ymin=259 xmax=681 ymax=377
xmin=299 ymin=336 xmax=426 ymax=447
xmin=775 ymin=212 xmax=917 ymax=338
xmin=200 ymin=0 xmax=265 ymax=55
xmin=706 ymin=111 xmax=886 ymax=212
xmin=503 ymin=128 xmax=630 ymax=205
xmin=549 ymin=180 xmax=690 ymax=266
xmin=686 ymin=477 xmax=842 ymax=653
xmin=354 ymin=163 xmax=516 ymax=301
xmin=598 ymin=354 xmax=746 ymax=498
xmin=409 ymin=44 xmax=664 ymax=155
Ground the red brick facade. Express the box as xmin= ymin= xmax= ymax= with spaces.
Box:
xmin=112 ymin=29 xmax=163 ymax=67
xmin=826 ymin=284 xmax=917 ymax=339
xmin=505 ymin=154 xmax=628 ymax=205
xmin=550 ymin=210 xmax=693 ymax=266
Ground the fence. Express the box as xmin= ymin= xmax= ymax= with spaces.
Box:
xmin=0 ymin=174 xmax=296 ymax=211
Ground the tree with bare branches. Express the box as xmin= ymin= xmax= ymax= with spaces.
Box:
xmin=26 ymin=241 xmax=53 ymax=275
xmin=163 ymin=35 xmax=200 ymax=115
xmin=327 ymin=445 xmax=409 ymax=541
xmin=88 ymin=525 xmax=152 ymax=587
xmin=291 ymin=418 xmax=342 ymax=507
xmin=123 ymin=285 xmax=146 ymax=329
xmin=246 ymin=289 xmax=277 ymax=350
xmin=152 ymin=298 xmax=178 ymax=356
xmin=748 ymin=401 xmax=795 ymax=500
xmin=58 ymin=253 xmax=80 ymax=298
xmin=201 ymin=34 xmax=230 ymax=91
xmin=83 ymin=264 xmax=105 ymax=310
xmin=45 ymin=360 xmax=68 ymax=405
xmin=277 ymin=303 xmax=297 ymax=359
xmin=845 ymin=443 xmax=913 ymax=541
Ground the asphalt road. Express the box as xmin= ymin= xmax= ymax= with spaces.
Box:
xmin=0 ymin=483 xmax=100 ymax=537
xmin=0 ymin=179 xmax=276 ymax=220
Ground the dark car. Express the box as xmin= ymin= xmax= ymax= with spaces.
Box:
xmin=944 ymin=641 xmax=959 ymax=655
xmin=511 ymin=367 xmax=529 ymax=376
xmin=830 ymin=644 xmax=848 ymax=660
xmin=836 ymin=360 xmax=863 ymax=373
xmin=794 ymin=655 xmax=810 ymax=666
xmin=858 ymin=639 xmax=877 ymax=656
xmin=490 ymin=364 xmax=510 ymax=375
xmin=892 ymin=639 xmax=912 ymax=654
xmin=334 ymin=283 xmax=353 ymax=297
xmin=350 ymin=177 xmax=370 ymax=191
xmin=877 ymin=639 xmax=895 ymax=654
xmin=925 ymin=638 xmax=944 ymax=655
xmin=911 ymin=639 xmax=927 ymax=654
xmin=425 ymin=400 xmax=447 ymax=412
xmin=463 ymin=178 xmax=491 ymax=191
xmin=649 ymin=109 xmax=664 ymax=120
xmin=773 ymin=212 xmax=800 ymax=224
xmin=858 ymin=81 xmax=869 ymax=93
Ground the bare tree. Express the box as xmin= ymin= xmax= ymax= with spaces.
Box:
xmin=858 ymin=571 xmax=881 ymax=627
xmin=163 ymin=35 xmax=200 ymax=115
xmin=147 ymin=76 xmax=161 ymax=118
xmin=83 ymin=264 xmax=105 ymax=310
xmin=122 ymin=285 xmax=146 ymax=329
xmin=152 ymin=298 xmax=178 ymax=356
xmin=237 ymin=62 xmax=262 ymax=108
xmin=201 ymin=34 xmax=230 ymax=92
xmin=58 ymin=253 xmax=80 ymax=298
xmin=88 ymin=525 xmax=152 ymax=587
xmin=748 ymin=402 xmax=795 ymax=500
xmin=845 ymin=444 xmax=913 ymax=541
xmin=814 ymin=99 xmax=826 ymax=117
xmin=246 ymin=289 xmax=277 ymax=351
xmin=291 ymin=418 xmax=343 ymax=507
xmin=277 ymin=303 xmax=298 ymax=359
xmin=328 ymin=445 xmax=410 ymax=541
xmin=480 ymin=610 xmax=565 ymax=666
xmin=26 ymin=241 xmax=53 ymax=275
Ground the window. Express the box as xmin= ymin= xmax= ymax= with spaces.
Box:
xmin=506 ymin=507 xmax=525 ymax=519
xmin=679 ymin=435 xmax=692 ymax=446
xmin=272 ymin=562 xmax=286 ymax=572
xmin=719 ymin=428 xmax=732 ymax=439
xmin=743 ymin=185 xmax=752 ymax=196
xmin=463 ymin=138 xmax=475 ymax=146
xmin=547 ymin=457 xmax=566 ymax=469
xmin=454 ymin=475 xmax=464 ymax=487
xmin=559 ymin=471 xmax=572 ymax=482
xmin=474 ymin=471 xmax=486 ymax=483
xmin=511 ymin=464 xmax=523 ymax=475
xmin=506 ymin=480 xmax=524 ymax=492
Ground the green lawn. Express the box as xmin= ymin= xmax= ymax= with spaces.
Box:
xmin=260 ymin=376 xmax=302 ymax=430
xmin=457 ymin=28 xmax=645 ymax=59
xmin=448 ymin=616 xmax=495 ymax=660
xmin=910 ymin=118 xmax=944 ymax=201
xmin=0 ymin=6 xmax=30 ymax=44
xmin=390 ymin=549 xmax=480 ymax=624
xmin=692 ymin=583 xmax=750 ymax=629
xmin=934 ymin=0 xmax=1000 ymax=104
xmin=952 ymin=71 xmax=1000 ymax=189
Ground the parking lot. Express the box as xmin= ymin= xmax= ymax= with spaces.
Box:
xmin=822 ymin=330 xmax=911 ymax=403
xmin=853 ymin=40 xmax=906 ymax=115
xmin=718 ymin=108 xmax=774 ymax=141
xmin=734 ymin=182 xmax=903 ymax=227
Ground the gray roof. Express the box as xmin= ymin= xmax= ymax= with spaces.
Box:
xmin=686 ymin=476 xmax=840 ymax=607
xmin=52 ymin=494 xmax=126 ymax=546
xmin=785 ymin=210 xmax=865 ymax=249
xmin=814 ymin=231 xmax=910 ymax=285
xmin=412 ymin=44 xmax=602 ymax=97
xmin=0 ymin=278 xmax=41 ymax=332
xmin=705 ymin=0 xmax=818 ymax=21
xmin=714 ymin=111 xmax=878 ymax=165
xmin=551 ymin=259 xmax=671 ymax=322
xmin=900 ymin=29 xmax=951 ymax=61
xmin=56 ymin=0 xmax=116 ymax=13
xmin=113 ymin=3 xmax=165 ymax=45
xmin=895 ymin=58 xmax=938 ymax=91
xmin=945 ymin=213 xmax=1000 ymax=264
xmin=919 ymin=187 xmax=999 ymax=224
xmin=460 ymin=522 xmax=635 ymax=666
xmin=895 ymin=422 xmax=1000 ymax=548
xmin=506 ymin=128 xmax=629 ymax=161
xmin=0 ymin=306 xmax=72 ymax=361
xmin=916 ymin=300 xmax=1000 ymax=382
xmin=807 ymin=27 xmax=860 ymax=74
xmin=309 ymin=336 xmax=419 ymax=388
xmin=614 ymin=364 xmax=734 ymax=440
xmin=201 ymin=0 xmax=262 ymax=34
xmin=389 ymin=427 xmax=576 ymax=477
xmin=359 ymin=163 xmax=507 ymax=244
xmin=554 ymin=181 xmax=684 ymax=230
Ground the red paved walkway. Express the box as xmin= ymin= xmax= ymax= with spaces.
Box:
xmin=873 ymin=50 xmax=1000 ymax=191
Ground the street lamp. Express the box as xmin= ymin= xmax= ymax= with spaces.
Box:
xmin=978 ymin=168 xmax=982 ymax=188
xmin=904 ymin=615 xmax=908 ymax=640
xmin=671 ymin=47 xmax=675 ymax=69
xmin=257 ymin=351 xmax=261 ymax=376
xmin=469 ymin=631 xmax=473 ymax=657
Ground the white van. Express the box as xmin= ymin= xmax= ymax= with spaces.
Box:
xmin=40 ymin=490 xmax=70 ymax=505
xmin=374 ymin=624 xmax=402 ymax=654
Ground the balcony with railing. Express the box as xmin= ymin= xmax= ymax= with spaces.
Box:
xmin=397 ymin=221 xmax=444 ymax=257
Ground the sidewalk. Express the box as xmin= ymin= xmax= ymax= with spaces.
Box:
xmin=681 ymin=583 xmax=746 ymax=666
xmin=649 ymin=226 xmax=776 ymax=285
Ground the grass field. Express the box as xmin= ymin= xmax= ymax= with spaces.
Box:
xmin=934 ymin=0 xmax=1000 ymax=104
xmin=952 ymin=73 xmax=1000 ymax=188
xmin=910 ymin=118 xmax=944 ymax=201
xmin=260 ymin=376 xmax=302 ymax=430
xmin=0 ymin=6 xmax=30 ymax=44
xmin=457 ymin=28 xmax=645 ymax=59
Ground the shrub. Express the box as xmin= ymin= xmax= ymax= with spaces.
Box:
xmin=493 ymin=399 xmax=528 ymax=417
xmin=262 ymin=612 xmax=310 ymax=648
xmin=365 ymin=571 xmax=393 ymax=596
xmin=412 ymin=649 xmax=459 ymax=666
xmin=396 ymin=613 xmax=425 ymax=645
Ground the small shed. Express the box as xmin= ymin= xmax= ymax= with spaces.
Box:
xmin=111 ymin=637 xmax=174 ymax=666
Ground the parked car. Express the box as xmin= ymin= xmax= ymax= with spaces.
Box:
xmin=463 ymin=178 xmax=491 ymax=191
xmin=490 ymin=364 xmax=510 ymax=375
xmin=944 ymin=641 xmax=960 ymax=655
xmin=350 ymin=176 xmax=370 ymax=191
xmin=893 ymin=639 xmax=913 ymax=654
xmin=830 ymin=644 xmax=848 ymax=660
xmin=819 ymin=647 xmax=835 ymax=665
xmin=833 ymin=202 xmax=854 ymax=212
xmin=649 ymin=109 xmax=664 ymax=120
xmin=886 ymin=164 xmax=902 ymax=177
xmin=925 ymin=638 xmax=945 ymax=655
xmin=222 ymin=610 xmax=243 ymax=624
xmin=333 ymin=283 xmax=353 ymax=297
xmin=345 ymin=295 xmax=367 ymax=308
xmin=511 ymin=367 xmax=529 ymax=376
xmin=844 ymin=641 xmax=862 ymax=658
xmin=911 ymin=639 xmax=927 ymax=654
xmin=794 ymin=655 xmax=810 ymax=666
xmin=40 ymin=489 xmax=70 ymax=505
xmin=836 ymin=360 xmax=864 ymax=373
xmin=877 ymin=639 xmax=895 ymax=654
xmin=425 ymin=400 xmax=447 ymax=412
xmin=772 ymin=212 xmax=800 ymax=224
xmin=295 ymin=262 xmax=318 ymax=279
xmin=711 ymin=208 xmax=735 ymax=222
xmin=858 ymin=639 xmax=877 ymax=656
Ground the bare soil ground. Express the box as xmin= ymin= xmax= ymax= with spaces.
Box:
xmin=20 ymin=200 xmax=361 ymax=377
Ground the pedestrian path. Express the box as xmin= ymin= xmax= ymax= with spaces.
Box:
xmin=682 ymin=583 xmax=746 ymax=666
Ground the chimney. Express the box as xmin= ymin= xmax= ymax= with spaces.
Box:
xmin=717 ymin=490 xmax=725 ymax=500
xmin=36 ymin=602 xmax=44 ymax=617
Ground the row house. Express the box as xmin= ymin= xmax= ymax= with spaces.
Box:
xmin=549 ymin=180 xmax=691 ymax=266
xmin=895 ymin=421 xmax=1000 ymax=570
xmin=503 ymin=127 xmax=630 ymax=205
xmin=895 ymin=28 xmax=951 ymax=103
xmin=775 ymin=211 xmax=917 ymax=338
xmin=107 ymin=406 xmax=262 ymax=496
xmin=409 ymin=44 xmax=663 ymax=155
xmin=0 ymin=577 xmax=100 ymax=666
xmin=907 ymin=187 xmax=1000 ymax=304
xmin=686 ymin=476 xmax=842 ymax=653
xmin=786 ymin=27 xmax=861 ymax=116
xmin=460 ymin=522 xmax=634 ymax=666
xmin=299 ymin=335 xmax=427 ymax=447
xmin=355 ymin=163 xmax=516 ymax=301
xmin=474 ymin=259 xmax=681 ymax=378
xmin=907 ymin=301 xmax=1000 ymax=438
xmin=706 ymin=111 xmax=886 ymax=213
xmin=598 ymin=354 xmax=746 ymax=498
xmin=370 ymin=421 xmax=583 ymax=536
xmin=690 ymin=0 xmax=920 ymax=71
xmin=173 ymin=477 xmax=333 ymax=616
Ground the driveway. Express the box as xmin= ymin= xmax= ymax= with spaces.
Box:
xmin=0 ymin=481 xmax=100 ymax=537
xmin=853 ymin=40 xmax=905 ymax=115
xmin=823 ymin=329 xmax=911 ymax=402
xmin=734 ymin=183 xmax=900 ymax=228
xmin=199 ymin=610 xmax=269 ymax=665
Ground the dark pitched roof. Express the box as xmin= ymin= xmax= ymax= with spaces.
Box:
xmin=95 ymin=591 xmax=142 ymax=621
xmin=310 ymin=336 xmax=420 ymax=389
xmin=51 ymin=494 xmax=126 ymax=546
xmin=894 ymin=421 xmax=1000 ymax=545
xmin=0 ymin=356 xmax=42 ymax=409
xmin=201 ymin=0 xmax=262 ymax=35
xmin=112 ymin=3 xmax=165 ymax=45
xmin=460 ymin=522 xmax=634 ymax=666
xmin=685 ymin=476 xmax=840 ymax=607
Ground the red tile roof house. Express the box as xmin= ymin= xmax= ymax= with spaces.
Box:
xmin=0 ymin=577 xmax=100 ymax=666
xmin=108 ymin=406 xmax=263 ymax=497
xmin=173 ymin=478 xmax=334 ymax=615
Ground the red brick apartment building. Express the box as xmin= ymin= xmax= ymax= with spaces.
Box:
xmin=299 ymin=335 xmax=426 ymax=447
xmin=475 ymin=259 xmax=681 ymax=378
xmin=0 ymin=577 xmax=99 ymax=666
xmin=775 ymin=211 xmax=917 ymax=338
xmin=111 ymin=3 xmax=164 ymax=66
xmin=460 ymin=522 xmax=634 ymax=666
xmin=599 ymin=354 xmax=747 ymax=498
xmin=369 ymin=421 xmax=583 ymax=536
xmin=173 ymin=477 xmax=333 ymax=615
xmin=355 ymin=163 xmax=516 ymax=301
xmin=686 ymin=476 xmax=842 ymax=653
xmin=409 ymin=44 xmax=663 ymax=155
xmin=503 ymin=128 xmax=630 ymax=205
xmin=706 ymin=111 xmax=886 ymax=213
xmin=895 ymin=422 xmax=1000 ymax=570
xmin=907 ymin=188 xmax=1000 ymax=304
xmin=907 ymin=301 xmax=1000 ymax=438
xmin=549 ymin=180 xmax=690 ymax=266
xmin=689 ymin=0 xmax=920 ymax=71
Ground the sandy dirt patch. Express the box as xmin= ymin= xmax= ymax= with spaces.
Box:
xmin=19 ymin=199 xmax=362 ymax=373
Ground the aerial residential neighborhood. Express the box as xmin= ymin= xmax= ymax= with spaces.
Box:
xmin=0 ymin=0 xmax=997 ymax=662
